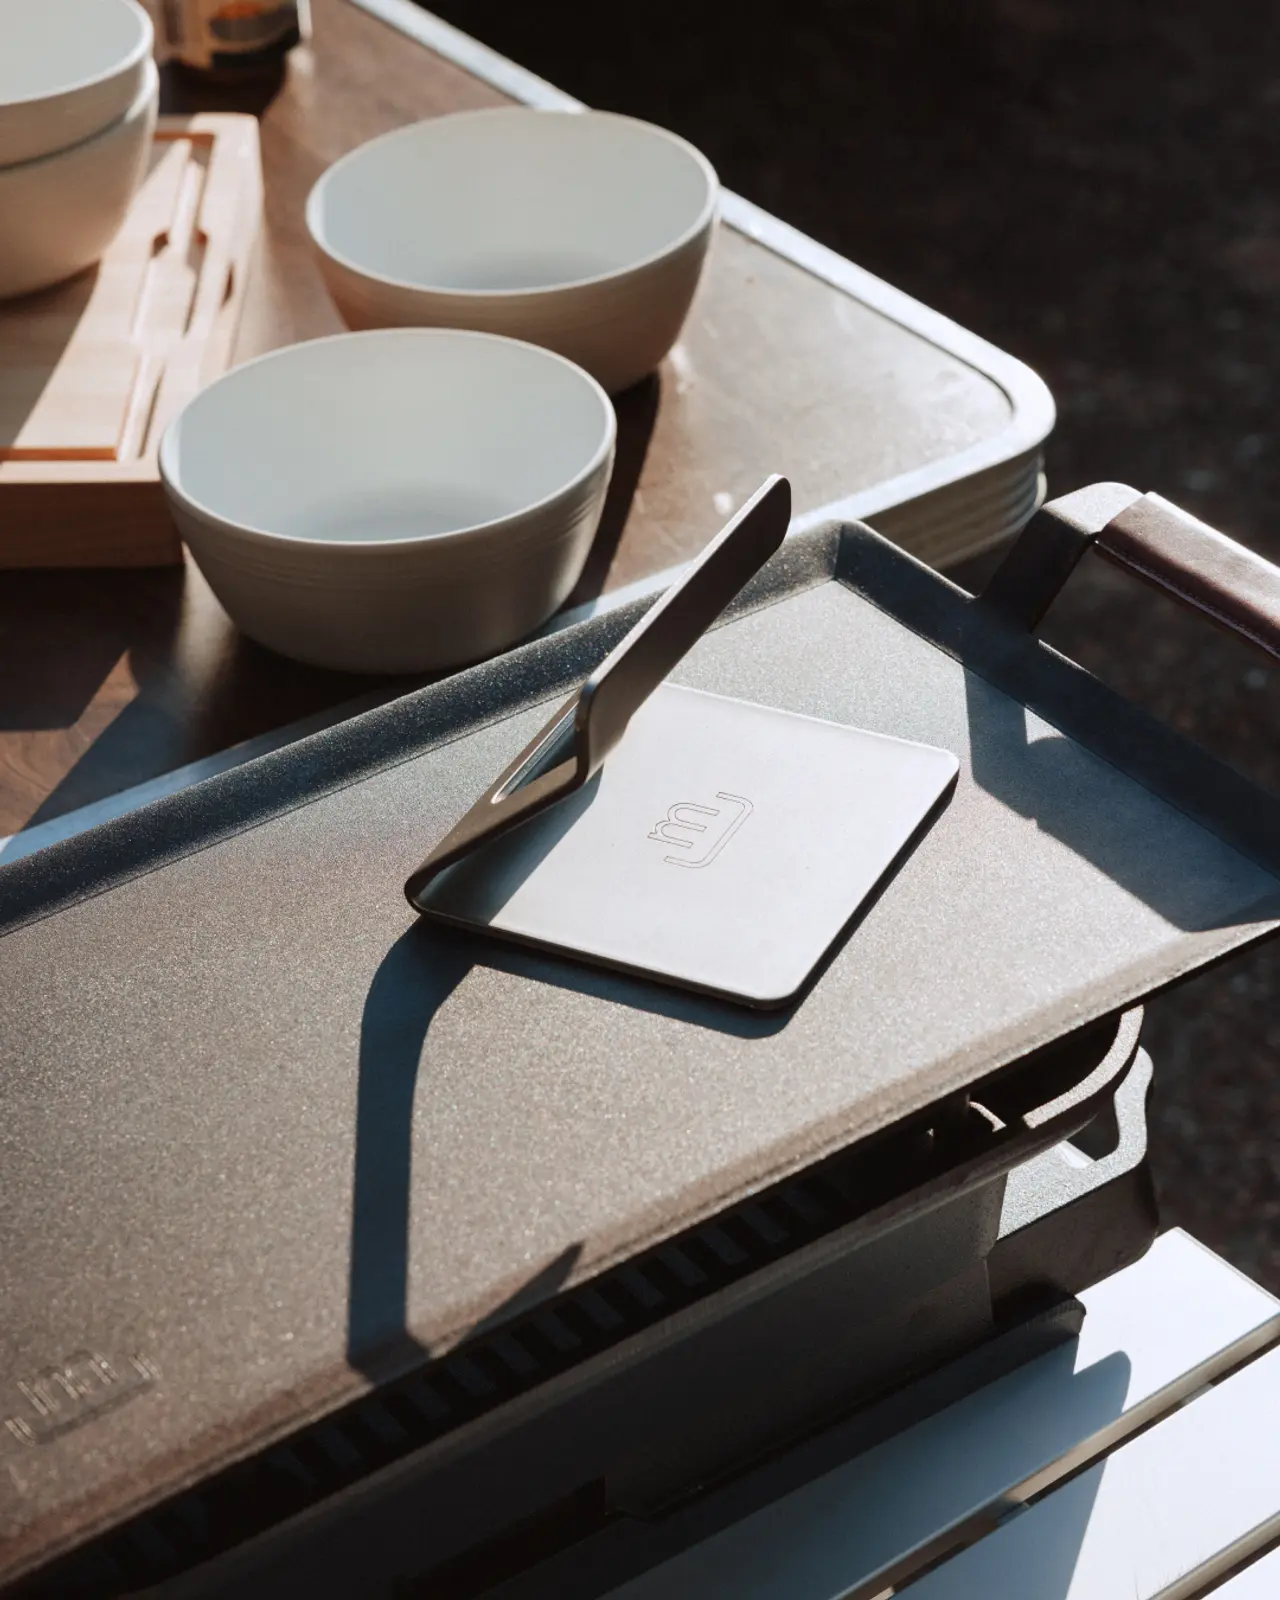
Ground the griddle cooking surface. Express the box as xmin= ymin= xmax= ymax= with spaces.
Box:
xmin=2 ymin=522 xmax=1277 ymax=1579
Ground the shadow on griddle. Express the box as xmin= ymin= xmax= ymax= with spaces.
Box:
xmin=963 ymin=668 xmax=1279 ymax=930
xmin=347 ymin=911 xmax=794 ymax=1376
xmin=348 ymin=926 xmax=471 ymax=1375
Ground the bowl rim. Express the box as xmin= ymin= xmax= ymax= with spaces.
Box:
xmin=158 ymin=327 xmax=618 ymax=555
xmin=304 ymin=106 xmax=720 ymax=301
xmin=0 ymin=53 xmax=157 ymax=177
xmin=0 ymin=0 xmax=152 ymax=115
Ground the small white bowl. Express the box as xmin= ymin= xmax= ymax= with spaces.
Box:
xmin=159 ymin=329 xmax=617 ymax=675
xmin=306 ymin=108 xmax=719 ymax=395
xmin=0 ymin=0 xmax=153 ymax=168
xmin=0 ymin=56 xmax=158 ymax=300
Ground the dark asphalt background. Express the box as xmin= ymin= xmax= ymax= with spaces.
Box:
xmin=432 ymin=0 xmax=1280 ymax=1287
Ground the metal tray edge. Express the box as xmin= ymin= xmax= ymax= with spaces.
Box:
xmin=0 ymin=523 xmax=842 ymax=936
xmin=348 ymin=0 xmax=1056 ymax=536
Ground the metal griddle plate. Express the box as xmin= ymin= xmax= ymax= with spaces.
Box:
xmin=2 ymin=517 xmax=1279 ymax=1581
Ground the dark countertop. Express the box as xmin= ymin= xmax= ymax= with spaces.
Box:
xmin=430 ymin=0 xmax=1280 ymax=1289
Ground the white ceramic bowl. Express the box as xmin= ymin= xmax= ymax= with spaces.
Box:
xmin=306 ymin=108 xmax=719 ymax=395
xmin=0 ymin=56 xmax=158 ymax=300
xmin=159 ymin=329 xmax=617 ymax=674
xmin=0 ymin=0 xmax=153 ymax=168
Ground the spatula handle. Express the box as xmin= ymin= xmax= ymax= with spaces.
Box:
xmin=575 ymin=474 xmax=791 ymax=773
xmin=405 ymin=476 xmax=791 ymax=906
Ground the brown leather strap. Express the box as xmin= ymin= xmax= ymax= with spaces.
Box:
xmin=1097 ymin=493 xmax=1280 ymax=661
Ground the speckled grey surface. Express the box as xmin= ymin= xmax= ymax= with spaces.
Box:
xmin=2 ymin=520 xmax=1278 ymax=1577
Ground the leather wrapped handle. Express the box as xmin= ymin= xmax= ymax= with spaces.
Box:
xmin=1097 ymin=493 xmax=1280 ymax=661
xmin=981 ymin=480 xmax=1280 ymax=660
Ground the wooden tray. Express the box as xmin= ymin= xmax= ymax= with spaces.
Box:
xmin=0 ymin=113 xmax=261 ymax=567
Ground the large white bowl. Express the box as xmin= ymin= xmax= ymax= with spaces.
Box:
xmin=0 ymin=0 xmax=153 ymax=168
xmin=306 ymin=108 xmax=719 ymax=395
xmin=0 ymin=56 xmax=158 ymax=300
xmin=159 ymin=329 xmax=617 ymax=675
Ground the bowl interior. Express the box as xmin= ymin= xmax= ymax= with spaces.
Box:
xmin=0 ymin=0 xmax=148 ymax=105
xmin=162 ymin=331 xmax=614 ymax=545
xmin=309 ymin=109 xmax=716 ymax=293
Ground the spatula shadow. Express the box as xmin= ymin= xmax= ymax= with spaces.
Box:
xmin=347 ymin=883 xmax=802 ymax=1377
xmin=347 ymin=924 xmax=473 ymax=1376
xmin=348 ymin=923 xmax=596 ymax=1380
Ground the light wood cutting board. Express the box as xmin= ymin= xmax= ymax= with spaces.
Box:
xmin=0 ymin=114 xmax=262 ymax=566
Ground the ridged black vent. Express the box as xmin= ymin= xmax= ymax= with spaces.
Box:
xmin=17 ymin=1096 xmax=1003 ymax=1598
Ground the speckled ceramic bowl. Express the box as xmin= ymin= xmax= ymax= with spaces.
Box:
xmin=159 ymin=328 xmax=617 ymax=674
xmin=307 ymin=107 xmax=718 ymax=394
